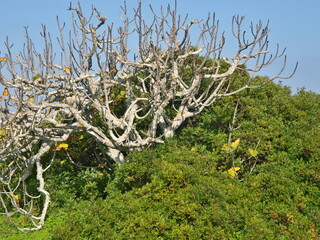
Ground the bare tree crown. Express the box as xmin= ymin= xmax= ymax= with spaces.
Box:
xmin=0 ymin=1 xmax=297 ymax=231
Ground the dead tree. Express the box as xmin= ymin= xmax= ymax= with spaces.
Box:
xmin=0 ymin=1 xmax=296 ymax=231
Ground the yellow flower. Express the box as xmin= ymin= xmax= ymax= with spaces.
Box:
xmin=248 ymin=148 xmax=259 ymax=157
xmin=9 ymin=193 xmax=20 ymax=201
xmin=64 ymin=67 xmax=71 ymax=74
xmin=221 ymin=143 xmax=231 ymax=151
xmin=222 ymin=138 xmax=240 ymax=151
xmin=56 ymin=143 xmax=69 ymax=151
xmin=231 ymin=138 xmax=240 ymax=148
xmin=227 ymin=167 xmax=240 ymax=177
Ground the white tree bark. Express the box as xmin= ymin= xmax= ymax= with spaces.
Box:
xmin=0 ymin=1 xmax=297 ymax=231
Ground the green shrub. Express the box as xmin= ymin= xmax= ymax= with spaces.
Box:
xmin=49 ymin=141 xmax=320 ymax=239
xmin=2 ymin=82 xmax=320 ymax=239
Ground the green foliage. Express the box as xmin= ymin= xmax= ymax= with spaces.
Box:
xmin=0 ymin=212 xmax=67 ymax=240
xmin=48 ymin=142 xmax=320 ymax=239
xmin=180 ymin=80 xmax=320 ymax=170
xmin=2 ymin=81 xmax=320 ymax=239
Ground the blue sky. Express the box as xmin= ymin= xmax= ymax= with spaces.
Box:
xmin=0 ymin=0 xmax=319 ymax=93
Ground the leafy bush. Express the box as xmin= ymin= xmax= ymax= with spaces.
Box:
xmin=50 ymin=142 xmax=320 ymax=239
xmin=2 ymin=82 xmax=319 ymax=239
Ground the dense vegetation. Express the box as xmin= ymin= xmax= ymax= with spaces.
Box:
xmin=1 ymin=80 xmax=319 ymax=239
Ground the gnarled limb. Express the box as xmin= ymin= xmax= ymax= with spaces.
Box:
xmin=0 ymin=1 xmax=297 ymax=231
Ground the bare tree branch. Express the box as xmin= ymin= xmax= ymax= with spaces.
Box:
xmin=0 ymin=1 xmax=297 ymax=231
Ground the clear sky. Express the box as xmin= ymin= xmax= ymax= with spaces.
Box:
xmin=0 ymin=0 xmax=319 ymax=93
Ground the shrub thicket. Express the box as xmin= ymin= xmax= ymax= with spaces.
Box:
xmin=1 ymin=82 xmax=319 ymax=239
